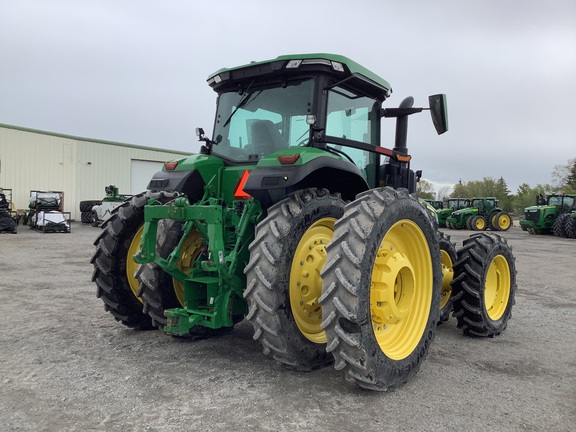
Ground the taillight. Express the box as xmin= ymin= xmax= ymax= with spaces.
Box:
xmin=278 ymin=154 xmax=300 ymax=165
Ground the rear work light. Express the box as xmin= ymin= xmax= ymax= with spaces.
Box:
xmin=164 ymin=161 xmax=178 ymax=170
xmin=284 ymin=58 xmax=344 ymax=72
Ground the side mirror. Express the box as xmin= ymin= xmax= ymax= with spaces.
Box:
xmin=429 ymin=94 xmax=448 ymax=135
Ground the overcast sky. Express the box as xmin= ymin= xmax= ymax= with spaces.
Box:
xmin=1 ymin=0 xmax=575 ymax=194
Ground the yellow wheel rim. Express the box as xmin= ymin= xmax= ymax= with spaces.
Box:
xmin=491 ymin=214 xmax=499 ymax=228
xmin=289 ymin=218 xmax=336 ymax=343
xmin=370 ymin=220 xmax=433 ymax=360
xmin=172 ymin=229 xmax=204 ymax=306
xmin=498 ymin=214 xmax=511 ymax=230
xmin=126 ymin=225 xmax=144 ymax=302
xmin=484 ymin=254 xmax=511 ymax=320
xmin=439 ymin=249 xmax=454 ymax=310
xmin=475 ymin=218 xmax=485 ymax=230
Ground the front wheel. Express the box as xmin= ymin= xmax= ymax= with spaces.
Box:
xmin=244 ymin=188 xmax=346 ymax=370
xmin=451 ymin=233 xmax=517 ymax=337
xmin=320 ymin=187 xmax=442 ymax=391
xmin=470 ymin=215 xmax=486 ymax=231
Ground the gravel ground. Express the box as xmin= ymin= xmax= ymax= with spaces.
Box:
xmin=0 ymin=221 xmax=575 ymax=432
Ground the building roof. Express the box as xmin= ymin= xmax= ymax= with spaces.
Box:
xmin=0 ymin=123 xmax=190 ymax=155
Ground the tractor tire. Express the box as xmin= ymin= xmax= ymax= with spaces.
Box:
xmin=470 ymin=215 xmax=486 ymax=231
xmin=554 ymin=213 xmax=569 ymax=238
xmin=80 ymin=211 xmax=92 ymax=224
xmin=438 ymin=231 xmax=457 ymax=323
xmin=80 ymin=200 xmax=101 ymax=212
xmin=319 ymin=187 xmax=442 ymax=391
xmin=91 ymin=211 xmax=100 ymax=227
xmin=91 ymin=191 xmax=177 ymax=329
xmin=465 ymin=217 xmax=473 ymax=230
xmin=451 ymin=233 xmax=516 ymax=337
xmin=565 ymin=215 xmax=576 ymax=239
xmin=244 ymin=188 xmax=346 ymax=371
xmin=493 ymin=211 xmax=512 ymax=231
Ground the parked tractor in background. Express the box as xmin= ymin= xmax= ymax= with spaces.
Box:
xmin=92 ymin=54 xmax=517 ymax=391
xmin=446 ymin=197 xmax=511 ymax=231
xmin=520 ymin=193 xmax=576 ymax=238
xmin=79 ymin=185 xmax=132 ymax=225
xmin=437 ymin=197 xmax=470 ymax=227
xmin=423 ymin=199 xmax=443 ymax=210
xmin=89 ymin=185 xmax=133 ymax=227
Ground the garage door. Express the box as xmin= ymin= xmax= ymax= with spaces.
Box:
xmin=131 ymin=160 xmax=164 ymax=194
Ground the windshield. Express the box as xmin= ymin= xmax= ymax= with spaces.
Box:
xmin=472 ymin=199 xmax=496 ymax=208
xmin=212 ymin=79 xmax=314 ymax=162
xmin=549 ymin=195 xmax=574 ymax=207
xmin=326 ymin=86 xmax=380 ymax=186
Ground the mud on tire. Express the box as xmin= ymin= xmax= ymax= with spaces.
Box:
xmin=91 ymin=191 xmax=177 ymax=329
xmin=319 ymin=187 xmax=442 ymax=391
xmin=451 ymin=233 xmax=517 ymax=337
xmin=244 ymin=188 xmax=346 ymax=371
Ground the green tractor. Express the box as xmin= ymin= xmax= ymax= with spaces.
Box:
xmin=446 ymin=197 xmax=512 ymax=231
xmin=437 ymin=197 xmax=470 ymax=228
xmin=520 ymin=194 xmax=576 ymax=238
xmin=92 ymin=54 xmax=517 ymax=391
xmin=423 ymin=199 xmax=443 ymax=210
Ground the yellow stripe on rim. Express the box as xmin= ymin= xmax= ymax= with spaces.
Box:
xmin=289 ymin=217 xmax=336 ymax=344
xmin=484 ymin=254 xmax=511 ymax=320
xmin=370 ymin=220 xmax=433 ymax=360
xmin=126 ymin=225 xmax=144 ymax=302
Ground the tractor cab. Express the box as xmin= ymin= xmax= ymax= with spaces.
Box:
xmin=191 ymin=54 xmax=447 ymax=206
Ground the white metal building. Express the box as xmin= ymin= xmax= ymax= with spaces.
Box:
xmin=0 ymin=123 xmax=190 ymax=220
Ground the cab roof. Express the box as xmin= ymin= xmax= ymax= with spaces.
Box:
xmin=207 ymin=53 xmax=392 ymax=100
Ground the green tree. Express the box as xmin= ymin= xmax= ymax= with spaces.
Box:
xmin=450 ymin=177 xmax=513 ymax=212
xmin=417 ymin=179 xmax=436 ymax=200
xmin=511 ymin=183 xmax=554 ymax=214
xmin=551 ymin=158 xmax=576 ymax=191
xmin=565 ymin=159 xmax=576 ymax=193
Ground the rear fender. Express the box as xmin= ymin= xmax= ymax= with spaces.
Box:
xmin=147 ymin=154 xmax=225 ymax=203
xmin=244 ymin=154 xmax=368 ymax=208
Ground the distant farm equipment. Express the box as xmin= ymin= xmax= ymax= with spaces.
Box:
xmin=446 ymin=197 xmax=511 ymax=231
xmin=520 ymin=194 xmax=576 ymax=239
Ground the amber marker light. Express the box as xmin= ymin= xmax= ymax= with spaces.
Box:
xmin=278 ymin=154 xmax=300 ymax=165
